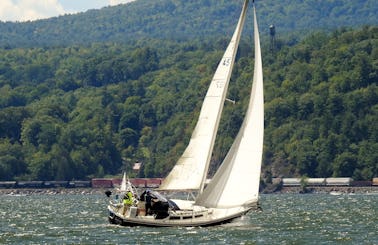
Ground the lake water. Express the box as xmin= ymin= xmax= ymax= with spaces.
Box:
xmin=1 ymin=193 xmax=377 ymax=244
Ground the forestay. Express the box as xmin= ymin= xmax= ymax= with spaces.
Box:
xmin=195 ymin=5 xmax=264 ymax=208
xmin=159 ymin=0 xmax=249 ymax=192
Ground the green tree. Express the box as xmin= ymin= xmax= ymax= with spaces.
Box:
xmin=333 ymin=152 xmax=357 ymax=177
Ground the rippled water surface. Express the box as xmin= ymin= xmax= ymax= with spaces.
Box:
xmin=1 ymin=193 xmax=377 ymax=244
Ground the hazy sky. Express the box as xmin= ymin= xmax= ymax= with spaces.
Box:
xmin=0 ymin=0 xmax=136 ymax=22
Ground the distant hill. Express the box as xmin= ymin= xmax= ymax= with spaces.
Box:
xmin=0 ymin=26 xmax=377 ymax=181
xmin=0 ymin=0 xmax=376 ymax=182
xmin=0 ymin=0 xmax=377 ymax=48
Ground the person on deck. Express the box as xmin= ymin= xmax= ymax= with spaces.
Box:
xmin=122 ymin=190 xmax=134 ymax=216
xmin=145 ymin=190 xmax=155 ymax=215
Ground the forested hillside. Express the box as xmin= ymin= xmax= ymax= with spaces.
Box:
xmin=0 ymin=25 xmax=377 ymax=181
xmin=0 ymin=0 xmax=377 ymax=48
xmin=263 ymin=27 xmax=378 ymax=181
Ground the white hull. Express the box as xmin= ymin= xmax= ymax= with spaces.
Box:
xmin=107 ymin=202 xmax=257 ymax=227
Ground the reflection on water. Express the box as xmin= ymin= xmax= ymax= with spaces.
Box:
xmin=0 ymin=193 xmax=377 ymax=244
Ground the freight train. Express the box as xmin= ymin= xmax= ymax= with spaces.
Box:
xmin=0 ymin=178 xmax=163 ymax=189
xmin=279 ymin=177 xmax=378 ymax=187
xmin=0 ymin=177 xmax=377 ymax=189
xmin=0 ymin=180 xmax=91 ymax=189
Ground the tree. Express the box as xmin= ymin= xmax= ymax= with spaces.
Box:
xmin=333 ymin=152 xmax=357 ymax=177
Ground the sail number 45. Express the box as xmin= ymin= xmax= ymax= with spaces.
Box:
xmin=223 ymin=58 xmax=231 ymax=66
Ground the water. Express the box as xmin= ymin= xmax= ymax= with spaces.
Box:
xmin=1 ymin=193 xmax=377 ymax=244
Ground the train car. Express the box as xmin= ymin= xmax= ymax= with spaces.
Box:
xmin=68 ymin=181 xmax=91 ymax=188
xmin=372 ymin=178 xmax=378 ymax=186
xmin=112 ymin=178 xmax=122 ymax=188
xmin=307 ymin=178 xmax=326 ymax=186
xmin=282 ymin=178 xmax=327 ymax=187
xmin=325 ymin=178 xmax=353 ymax=186
xmin=282 ymin=178 xmax=301 ymax=186
xmin=0 ymin=181 xmax=17 ymax=188
xmin=352 ymin=180 xmax=372 ymax=187
xmin=16 ymin=181 xmax=44 ymax=188
xmin=146 ymin=178 xmax=162 ymax=188
xmin=110 ymin=178 xmax=162 ymax=188
xmin=43 ymin=181 xmax=69 ymax=188
xmin=91 ymin=178 xmax=113 ymax=188
xmin=130 ymin=178 xmax=146 ymax=188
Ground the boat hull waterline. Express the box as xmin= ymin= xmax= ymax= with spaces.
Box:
xmin=107 ymin=205 xmax=256 ymax=227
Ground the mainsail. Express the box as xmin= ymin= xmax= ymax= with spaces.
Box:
xmin=195 ymin=4 xmax=264 ymax=208
xmin=159 ymin=0 xmax=249 ymax=192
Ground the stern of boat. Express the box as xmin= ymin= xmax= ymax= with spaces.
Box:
xmin=108 ymin=208 xmax=122 ymax=225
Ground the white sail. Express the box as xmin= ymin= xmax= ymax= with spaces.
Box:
xmin=120 ymin=172 xmax=136 ymax=195
xmin=159 ymin=0 xmax=249 ymax=191
xmin=195 ymin=5 xmax=264 ymax=208
xmin=120 ymin=172 xmax=127 ymax=191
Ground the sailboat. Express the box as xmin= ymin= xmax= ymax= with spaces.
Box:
xmin=107 ymin=0 xmax=264 ymax=227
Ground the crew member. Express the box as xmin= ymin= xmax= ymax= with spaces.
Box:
xmin=145 ymin=190 xmax=155 ymax=215
xmin=122 ymin=190 xmax=134 ymax=216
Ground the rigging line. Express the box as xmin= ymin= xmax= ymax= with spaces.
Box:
xmin=225 ymin=98 xmax=236 ymax=104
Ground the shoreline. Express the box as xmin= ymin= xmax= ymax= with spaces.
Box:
xmin=0 ymin=188 xmax=106 ymax=196
xmin=278 ymin=186 xmax=378 ymax=194
xmin=1 ymin=186 xmax=377 ymax=196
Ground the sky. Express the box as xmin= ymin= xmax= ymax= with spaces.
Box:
xmin=0 ymin=0 xmax=136 ymax=22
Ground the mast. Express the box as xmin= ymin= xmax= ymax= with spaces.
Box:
xmin=159 ymin=0 xmax=249 ymax=192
